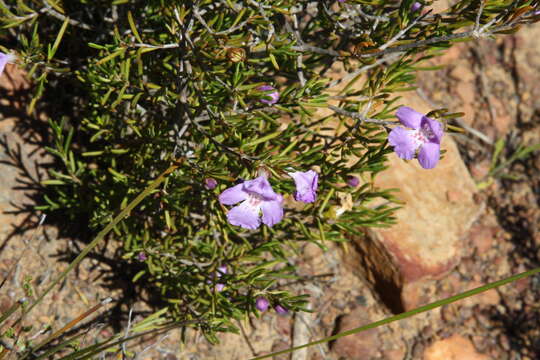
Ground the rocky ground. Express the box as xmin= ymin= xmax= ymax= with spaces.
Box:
xmin=1 ymin=8 xmax=540 ymax=360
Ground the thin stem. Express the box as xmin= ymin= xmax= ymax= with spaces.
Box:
xmin=329 ymin=105 xmax=395 ymax=126
xmin=250 ymin=266 xmax=540 ymax=360
xmin=378 ymin=11 xmax=428 ymax=51
xmin=13 ymin=159 xmax=183 ymax=326
xmin=26 ymin=298 xmax=113 ymax=358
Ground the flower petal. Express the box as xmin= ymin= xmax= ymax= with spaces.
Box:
xmin=258 ymin=85 xmax=279 ymax=105
xmin=219 ymin=183 xmax=248 ymax=205
xmin=421 ymin=116 xmax=444 ymax=144
xmin=0 ymin=53 xmax=9 ymax=77
xmin=396 ymin=106 xmax=423 ymax=129
xmin=418 ymin=142 xmax=440 ymax=169
xmin=242 ymin=176 xmax=277 ymax=200
xmin=216 ymin=266 xmax=227 ymax=277
xmin=388 ymin=126 xmax=418 ymax=160
xmin=226 ymin=201 xmax=261 ymax=229
xmin=261 ymin=195 xmax=284 ymax=227
xmin=289 ymin=170 xmax=318 ymax=203
xmin=256 ymin=297 xmax=269 ymax=312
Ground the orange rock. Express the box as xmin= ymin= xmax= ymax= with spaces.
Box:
xmin=424 ymin=334 xmax=491 ymax=360
xmin=331 ymin=307 xmax=381 ymax=359
xmin=469 ymin=225 xmax=495 ymax=254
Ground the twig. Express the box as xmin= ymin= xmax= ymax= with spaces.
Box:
xmin=378 ymin=11 xmax=429 ymax=51
xmin=474 ymin=0 xmax=485 ymax=35
xmin=358 ymin=23 xmax=517 ymax=59
xmin=237 ymin=320 xmax=257 ymax=357
xmin=39 ymin=2 xmax=94 ymax=31
xmin=356 ymin=6 xmax=390 ymax=22
xmin=329 ymin=105 xmax=394 ymax=126
xmin=327 ymin=53 xmax=403 ymax=89
xmin=121 ymin=307 xmax=135 ymax=358
xmin=292 ymin=21 xmax=519 ymax=60
xmin=289 ymin=13 xmax=306 ymax=87
xmin=135 ymin=334 xmax=171 ymax=360
xmin=247 ymin=0 xmax=275 ymax=42
xmin=193 ymin=6 xmax=250 ymax=35
xmin=0 ymin=214 xmax=46 ymax=291
xmin=129 ymin=43 xmax=180 ymax=49
xmin=415 ymin=88 xmax=493 ymax=145
xmin=292 ymin=302 xmax=314 ymax=360
xmin=291 ymin=44 xmax=340 ymax=57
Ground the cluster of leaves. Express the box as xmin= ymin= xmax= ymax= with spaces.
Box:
xmin=1 ymin=0 xmax=539 ymax=342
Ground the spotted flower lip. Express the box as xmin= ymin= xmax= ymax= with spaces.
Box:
xmin=388 ymin=106 xmax=443 ymax=169
xmin=288 ymin=170 xmax=318 ymax=203
xmin=219 ymin=175 xmax=284 ymax=229
xmin=257 ymin=85 xmax=279 ymax=105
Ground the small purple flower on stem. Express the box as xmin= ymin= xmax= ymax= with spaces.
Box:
xmin=338 ymin=0 xmax=346 ymax=2
xmin=257 ymin=85 xmax=279 ymax=105
xmin=0 ymin=52 xmax=15 ymax=77
xmin=204 ymin=178 xmax=217 ymax=190
xmin=256 ymin=297 xmax=269 ymax=312
xmin=411 ymin=2 xmax=422 ymax=12
xmin=346 ymin=175 xmax=359 ymax=188
xmin=219 ymin=176 xmax=284 ymax=229
xmin=288 ymin=170 xmax=318 ymax=203
xmin=388 ymin=106 xmax=444 ymax=169
xmin=275 ymin=305 xmax=288 ymax=315
xmin=137 ymin=252 xmax=147 ymax=261
xmin=215 ymin=265 xmax=227 ymax=292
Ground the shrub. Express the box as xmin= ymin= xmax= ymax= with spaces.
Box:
xmin=1 ymin=0 xmax=538 ymax=342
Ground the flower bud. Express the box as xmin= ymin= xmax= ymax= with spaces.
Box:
xmin=227 ymin=48 xmax=246 ymax=63
xmin=256 ymin=297 xmax=269 ymax=312
xmin=257 ymin=85 xmax=279 ymax=105
xmin=347 ymin=175 xmax=359 ymax=187
xmin=204 ymin=178 xmax=217 ymax=190
xmin=411 ymin=2 xmax=422 ymax=12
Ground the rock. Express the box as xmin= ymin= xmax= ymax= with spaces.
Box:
xmin=423 ymin=334 xmax=491 ymax=360
xmin=462 ymin=281 xmax=500 ymax=307
xmin=469 ymin=225 xmax=496 ymax=254
xmin=358 ymin=132 xmax=483 ymax=311
xmin=382 ymin=348 xmax=406 ymax=360
xmin=330 ymin=307 xmax=381 ymax=359
xmin=450 ymin=64 xmax=476 ymax=83
xmin=469 ymin=160 xmax=490 ymax=181
xmin=514 ymin=27 xmax=540 ymax=124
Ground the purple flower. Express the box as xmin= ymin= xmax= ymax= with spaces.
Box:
xmin=137 ymin=252 xmax=147 ymax=261
xmin=256 ymin=297 xmax=269 ymax=312
xmin=215 ymin=266 xmax=227 ymax=292
xmin=219 ymin=176 xmax=284 ymax=229
xmin=388 ymin=106 xmax=443 ymax=169
xmin=257 ymin=85 xmax=279 ymax=105
xmin=411 ymin=2 xmax=422 ymax=12
xmin=288 ymin=170 xmax=318 ymax=203
xmin=0 ymin=52 xmax=15 ymax=77
xmin=275 ymin=305 xmax=288 ymax=314
xmin=204 ymin=178 xmax=217 ymax=190
xmin=347 ymin=175 xmax=359 ymax=188
xmin=338 ymin=0 xmax=346 ymax=2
